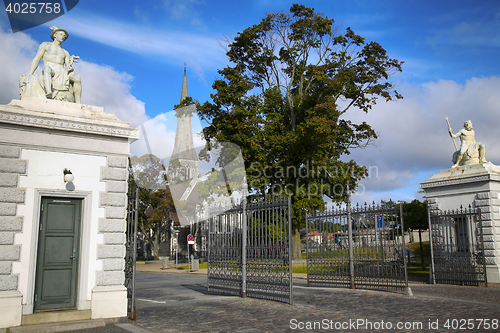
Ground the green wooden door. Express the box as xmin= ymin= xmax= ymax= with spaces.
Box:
xmin=34 ymin=198 xmax=82 ymax=311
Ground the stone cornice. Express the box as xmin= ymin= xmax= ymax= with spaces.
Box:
xmin=0 ymin=105 xmax=139 ymax=140
xmin=420 ymin=174 xmax=492 ymax=189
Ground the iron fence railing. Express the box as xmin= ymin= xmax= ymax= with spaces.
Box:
xmin=125 ymin=174 xmax=138 ymax=319
xmin=428 ymin=206 xmax=486 ymax=286
xmin=306 ymin=187 xmax=410 ymax=294
xmin=207 ymin=194 xmax=292 ymax=304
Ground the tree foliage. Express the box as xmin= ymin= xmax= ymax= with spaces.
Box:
xmin=402 ymin=199 xmax=428 ymax=231
xmin=129 ymin=155 xmax=175 ymax=259
xmin=198 ymin=4 xmax=403 ymax=230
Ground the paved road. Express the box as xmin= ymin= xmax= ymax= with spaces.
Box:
xmin=70 ymin=271 xmax=500 ymax=333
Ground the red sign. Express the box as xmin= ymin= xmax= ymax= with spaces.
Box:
xmin=187 ymin=234 xmax=194 ymax=244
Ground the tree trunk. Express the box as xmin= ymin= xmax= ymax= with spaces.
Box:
xmin=292 ymin=229 xmax=301 ymax=260
xmin=152 ymin=225 xmax=160 ymax=260
xmin=419 ymin=229 xmax=424 ymax=269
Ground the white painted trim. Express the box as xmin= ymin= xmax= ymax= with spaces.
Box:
xmin=0 ymin=140 xmax=132 ymax=159
xmin=26 ymin=189 xmax=93 ymax=313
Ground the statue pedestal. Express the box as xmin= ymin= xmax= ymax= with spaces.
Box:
xmin=421 ymin=163 xmax=500 ymax=285
xmin=0 ymin=98 xmax=139 ymax=328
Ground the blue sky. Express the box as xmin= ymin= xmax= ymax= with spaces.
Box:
xmin=1 ymin=0 xmax=499 ymax=204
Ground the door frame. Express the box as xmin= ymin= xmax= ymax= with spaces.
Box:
xmin=27 ymin=189 xmax=93 ymax=314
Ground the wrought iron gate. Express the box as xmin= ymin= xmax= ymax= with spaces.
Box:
xmin=429 ymin=206 xmax=486 ymax=286
xmin=306 ymin=192 xmax=409 ymax=292
xmin=125 ymin=177 xmax=138 ymax=319
xmin=207 ymin=195 xmax=292 ymax=304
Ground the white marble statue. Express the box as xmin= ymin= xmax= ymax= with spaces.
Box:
xmin=19 ymin=26 xmax=81 ymax=103
xmin=448 ymin=119 xmax=487 ymax=167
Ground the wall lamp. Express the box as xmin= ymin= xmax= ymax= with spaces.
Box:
xmin=63 ymin=169 xmax=74 ymax=183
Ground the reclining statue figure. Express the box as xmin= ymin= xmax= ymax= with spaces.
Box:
xmin=449 ymin=120 xmax=487 ymax=168
xmin=19 ymin=26 xmax=81 ymax=103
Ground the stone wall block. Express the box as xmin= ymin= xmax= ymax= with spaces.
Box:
xmin=0 ymin=232 xmax=15 ymax=245
xmin=478 ymin=206 xmax=500 ymax=214
xmin=105 ymin=207 xmax=126 ymax=219
xmin=483 ymin=242 xmax=496 ymax=250
xmin=0 ymin=261 xmax=12 ymax=275
xmin=428 ymin=203 xmax=440 ymax=210
xmin=0 ymin=146 xmax=20 ymax=158
xmin=476 ymin=192 xmax=499 ymax=200
xmin=96 ymin=271 xmax=124 ymax=286
xmin=0 ymin=188 xmax=25 ymax=203
xmin=477 ymin=192 xmax=490 ymax=200
xmin=474 ymin=199 xmax=490 ymax=207
xmin=100 ymin=193 xmax=126 ymax=207
xmin=480 ymin=213 xmax=492 ymax=221
xmin=102 ymin=258 xmax=125 ymax=271
xmin=99 ymin=218 xmax=126 ymax=233
xmin=0 ymin=245 xmax=20 ymax=261
xmin=106 ymin=181 xmax=127 ymax=193
xmin=107 ymin=156 xmax=128 ymax=168
xmin=0 ymin=216 xmax=22 ymax=231
xmin=0 ymin=174 xmax=18 ymax=187
xmin=484 ymin=250 xmax=496 ymax=258
xmin=101 ymin=167 xmax=127 ymax=181
xmin=485 ymin=257 xmax=496 ymax=265
xmin=0 ymin=203 xmax=17 ymax=216
xmin=97 ymin=245 xmax=125 ymax=259
xmin=104 ymin=233 xmax=125 ymax=245
xmin=0 ymin=159 xmax=26 ymax=174
xmin=482 ymin=226 xmax=494 ymax=235
xmin=483 ymin=235 xmax=495 ymax=242
xmin=0 ymin=274 xmax=18 ymax=291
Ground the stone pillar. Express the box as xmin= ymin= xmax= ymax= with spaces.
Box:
xmin=0 ymin=146 xmax=24 ymax=328
xmin=421 ymin=163 xmax=500 ymax=285
xmin=92 ymin=155 xmax=129 ymax=319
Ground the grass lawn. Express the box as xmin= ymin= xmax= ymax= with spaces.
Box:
xmin=174 ymin=262 xmax=429 ymax=276
xmin=175 ymin=241 xmax=432 ymax=276
xmin=175 ymin=262 xmax=209 ymax=270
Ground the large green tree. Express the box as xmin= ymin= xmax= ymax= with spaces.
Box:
xmin=198 ymin=4 xmax=403 ymax=257
xmin=403 ymin=199 xmax=428 ymax=268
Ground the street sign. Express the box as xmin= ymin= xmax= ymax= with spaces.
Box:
xmin=187 ymin=234 xmax=195 ymax=244
xmin=376 ymin=215 xmax=383 ymax=229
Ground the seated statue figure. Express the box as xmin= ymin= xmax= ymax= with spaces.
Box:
xmin=19 ymin=26 xmax=81 ymax=103
xmin=449 ymin=120 xmax=487 ymax=167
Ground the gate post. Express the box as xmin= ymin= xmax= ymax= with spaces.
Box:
xmin=427 ymin=207 xmax=436 ymax=284
xmin=346 ymin=184 xmax=355 ymax=289
xmin=305 ymin=213 xmax=309 ymax=287
xmin=241 ymin=183 xmax=247 ymax=298
xmin=288 ymin=194 xmax=293 ymax=304
xmin=478 ymin=209 xmax=488 ymax=287
xmin=400 ymin=203 xmax=412 ymax=296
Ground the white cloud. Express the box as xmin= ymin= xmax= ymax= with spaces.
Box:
xmin=77 ymin=61 xmax=148 ymax=127
xmin=0 ymin=28 xmax=38 ymax=104
xmin=345 ymin=76 xmax=500 ymax=202
xmin=130 ymin=109 xmax=206 ymax=162
xmin=0 ymin=27 xmax=148 ymax=128
xmin=52 ymin=10 xmax=224 ymax=72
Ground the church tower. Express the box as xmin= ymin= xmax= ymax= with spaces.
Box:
xmin=169 ymin=65 xmax=200 ymax=182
